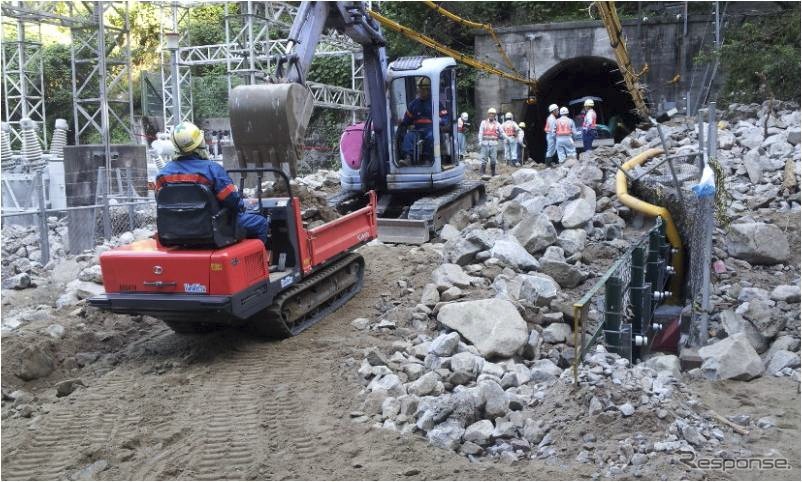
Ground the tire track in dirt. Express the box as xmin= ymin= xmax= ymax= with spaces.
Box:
xmin=2 ymin=372 xmax=139 ymax=480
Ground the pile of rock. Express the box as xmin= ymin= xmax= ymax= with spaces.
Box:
xmin=355 ymin=303 xmax=739 ymax=468
xmin=1 ymin=218 xmax=70 ymax=289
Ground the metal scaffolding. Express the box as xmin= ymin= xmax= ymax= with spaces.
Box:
xmin=159 ymin=1 xmax=193 ymax=127
xmin=1 ymin=1 xmax=47 ymax=149
xmin=69 ymin=1 xmax=135 ymax=146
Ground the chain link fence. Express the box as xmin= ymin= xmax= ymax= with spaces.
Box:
xmin=1 ymin=167 xmax=155 ymax=265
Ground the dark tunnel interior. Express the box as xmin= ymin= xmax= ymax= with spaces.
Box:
xmin=522 ymin=56 xmax=643 ymax=163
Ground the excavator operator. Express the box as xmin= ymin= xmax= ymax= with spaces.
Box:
xmin=399 ymin=77 xmax=448 ymax=165
xmin=156 ymin=121 xmax=268 ymax=243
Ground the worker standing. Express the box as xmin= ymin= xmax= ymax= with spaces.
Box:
xmin=501 ymin=112 xmax=520 ymax=166
xmin=516 ymin=122 xmax=527 ymax=166
xmin=581 ymin=98 xmax=597 ymax=156
xmin=478 ymin=107 xmax=502 ymax=176
xmin=543 ymin=104 xmax=558 ymax=165
xmin=555 ymin=107 xmax=577 ymax=163
xmin=457 ymin=112 xmax=470 ymax=159
xmin=157 ymin=122 xmax=268 ymax=243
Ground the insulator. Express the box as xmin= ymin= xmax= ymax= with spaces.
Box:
xmin=20 ymin=118 xmax=46 ymax=172
xmin=1 ymin=122 xmax=16 ymax=170
xmin=49 ymin=118 xmax=69 ymax=158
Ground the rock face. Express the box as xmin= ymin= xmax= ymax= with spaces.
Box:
xmin=726 ymin=222 xmax=790 ymax=265
xmin=437 ymin=299 xmax=528 ymax=358
xmin=698 ymin=333 xmax=764 ymax=381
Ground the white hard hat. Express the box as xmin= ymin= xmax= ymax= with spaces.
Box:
xmin=559 ymin=107 xmax=569 ymax=116
xmin=518 ymin=122 xmax=526 ymax=128
xmin=487 ymin=107 xmax=497 ymax=114
xmin=461 ymin=112 xmax=469 ymax=120
xmin=505 ymin=112 xmax=513 ymax=120
xmin=584 ymin=98 xmax=595 ymax=107
xmin=548 ymin=104 xmax=558 ymax=113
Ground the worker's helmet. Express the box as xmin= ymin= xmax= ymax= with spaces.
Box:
xmin=171 ymin=122 xmax=205 ymax=154
xmin=584 ymin=98 xmax=595 ymax=107
xmin=505 ymin=112 xmax=513 ymax=120
xmin=487 ymin=107 xmax=497 ymax=115
xmin=559 ymin=107 xmax=569 ymax=116
xmin=548 ymin=103 xmax=558 ymax=113
xmin=518 ymin=122 xmax=526 ymax=128
xmin=461 ymin=112 xmax=469 ymax=120
xmin=417 ymin=77 xmax=431 ymax=89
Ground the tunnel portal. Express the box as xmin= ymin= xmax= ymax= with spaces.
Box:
xmin=522 ymin=56 xmax=642 ymax=163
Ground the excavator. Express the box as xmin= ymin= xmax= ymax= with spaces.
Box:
xmin=229 ymin=1 xmax=485 ymax=244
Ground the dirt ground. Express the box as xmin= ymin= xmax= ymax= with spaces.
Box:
xmin=1 ymin=239 xmax=800 ymax=480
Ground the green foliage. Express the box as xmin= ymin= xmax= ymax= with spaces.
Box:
xmin=307 ymin=56 xmax=351 ymax=87
xmin=192 ymin=75 xmax=233 ymax=119
xmin=41 ymin=43 xmax=74 ymax=132
xmin=715 ymin=5 xmax=801 ymax=104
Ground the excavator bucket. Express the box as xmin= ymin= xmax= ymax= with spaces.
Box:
xmin=229 ymin=83 xmax=314 ymax=177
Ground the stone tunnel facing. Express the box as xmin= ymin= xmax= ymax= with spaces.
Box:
xmin=522 ymin=56 xmax=642 ymax=163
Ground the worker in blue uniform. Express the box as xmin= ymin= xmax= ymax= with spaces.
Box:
xmin=156 ymin=121 xmax=268 ymax=243
xmin=399 ymin=77 xmax=447 ymax=165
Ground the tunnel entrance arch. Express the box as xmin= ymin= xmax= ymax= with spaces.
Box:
xmin=523 ymin=56 xmax=642 ymax=163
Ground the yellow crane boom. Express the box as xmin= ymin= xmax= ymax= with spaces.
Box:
xmin=594 ymin=1 xmax=650 ymax=118
xmin=368 ymin=9 xmax=538 ymax=90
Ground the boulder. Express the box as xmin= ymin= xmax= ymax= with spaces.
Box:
xmin=539 ymin=249 xmax=587 ymax=289
xmin=742 ymin=149 xmax=764 ymax=184
xmin=511 ymin=213 xmax=557 ymax=253
xmin=432 ymin=264 xmax=480 ymax=288
xmin=561 ymin=198 xmax=594 ymax=229
xmin=511 ymin=168 xmax=541 ymax=185
xmin=444 ymin=237 xmax=482 ymax=265
xmin=542 ymin=323 xmax=572 ymax=344
xmin=420 ymin=283 xmax=440 ymax=306
xmin=490 ymin=240 xmax=540 ymax=271
xmin=726 ymin=222 xmax=790 ymax=265
xmin=465 ymin=228 xmax=508 ymax=250
xmin=479 ymin=380 xmax=508 ymax=418
xmin=522 ymin=330 xmax=543 ymax=360
xmin=440 ymin=224 xmax=460 ymax=242
xmin=719 ymin=310 xmax=767 ymax=353
xmin=643 ymin=354 xmax=681 ymax=378
xmin=699 ymin=333 xmax=764 ymax=381
xmin=430 ymin=332 xmax=461 ymax=357
xmin=3 ymin=273 xmax=31 ymax=290
xmin=765 ymin=350 xmax=800 ymax=375
xmin=737 ymin=300 xmax=784 ymax=339
xmin=501 ymin=201 xmax=525 ymax=229
xmin=558 ymin=229 xmax=587 ymax=256
xmin=463 ymin=419 xmax=494 ymax=446
xmin=770 ymin=284 xmax=800 ymax=303
xmin=517 ymin=273 xmax=560 ymax=307
xmin=449 ymin=352 xmax=484 ymax=385
xmin=407 ymin=371 xmax=440 ymax=397
xmin=530 ymin=359 xmax=562 ymax=382
xmin=736 ymin=127 xmax=763 ymax=150
xmin=787 ymin=127 xmax=801 ymax=146
xmin=16 ymin=345 xmax=55 ymax=381
xmin=437 ymin=299 xmax=528 ymax=358
xmin=427 ymin=419 xmax=465 ymax=450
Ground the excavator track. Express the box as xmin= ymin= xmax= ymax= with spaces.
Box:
xmin=406 ymin=180 xmax=486 ymax=232
xmin=248 ymin=252 xmax=365 ymax=338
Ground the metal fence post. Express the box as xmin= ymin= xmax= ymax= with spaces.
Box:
xmin=98 ymin=167 xmax=112 ymax=239
xmin=630 ymin=246 xmax=646 ymax=335
xmin=35 ymin=172 xmax=50 ymax=265
xmin=125 ymin=167 xmax=136 ymax=231
xmin=697 ymin=108 xmax=706 ymax=168
xmin=604 ymin=276 xmax=623 ymax=355
xmin=707 ymin=101 xmax=717 ymax=162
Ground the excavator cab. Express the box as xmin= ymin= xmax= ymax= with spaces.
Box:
xmin=383 ymin=56 xmax=464 ymax=191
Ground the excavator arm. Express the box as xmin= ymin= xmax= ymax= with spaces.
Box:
xmin=229 ymin=1 xmax=389 ymax=187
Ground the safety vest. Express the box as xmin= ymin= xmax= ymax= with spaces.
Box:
xmin=583 ymin=109 xmax=597 ymax=130
xmin=457 ymin=118 xmax=465 ymax=133
xmin=502 ymin=120 xmax=517 ymax=137
xmin=481 ymin=120 xmax=500 ymax=141
xmin=556 ymin=117 xmax=572 ymax=136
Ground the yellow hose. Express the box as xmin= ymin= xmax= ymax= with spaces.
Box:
xmin=616 ymin=148 xmax=684 ymax=298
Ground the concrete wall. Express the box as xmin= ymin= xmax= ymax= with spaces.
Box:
xmin=474 ymin=10 xmax=775 ymax=114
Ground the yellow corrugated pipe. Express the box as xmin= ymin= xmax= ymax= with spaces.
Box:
xmin=616 ymin=148 xmax=684 ymax=298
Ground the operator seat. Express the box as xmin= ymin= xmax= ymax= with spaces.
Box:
xmin=156 ymin=183 xmax=245 ymax=248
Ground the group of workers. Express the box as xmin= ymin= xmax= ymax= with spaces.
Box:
xmin=543 ymin=98 xmax=597 ymax=164
xmin=474 ymin=109 xmax=527 ymax=176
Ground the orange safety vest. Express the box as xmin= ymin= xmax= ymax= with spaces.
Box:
xmin=503 ymin=121 xmax=517 ymax=137
xmin=556 ymin=117 xmax=572 ymax=136
xmin=457 ymin=118 xmax=465 ymax=133
xmin=482 ymin=121 xmax=499 ymax=140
